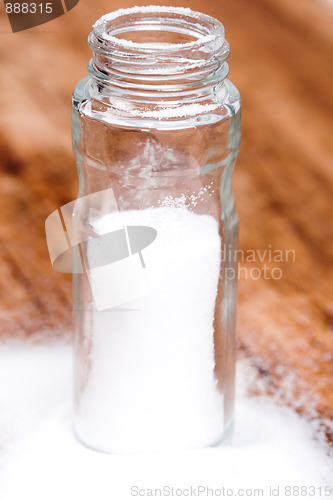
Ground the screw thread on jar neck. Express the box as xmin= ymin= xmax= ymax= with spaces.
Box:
xmin=87 ymin=6 xmax=230 ymax=102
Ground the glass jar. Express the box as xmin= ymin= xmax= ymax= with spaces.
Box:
xmin=72 ymin=6 xmax=241 ymax=454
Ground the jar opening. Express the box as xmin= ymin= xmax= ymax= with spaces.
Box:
xmin=92 ymin=6 xmax=225 ymax=54
xmin=87 ymin=6 xmax=230 ymax=103
xmin=112 ymin=30 xmax=198 ymax=46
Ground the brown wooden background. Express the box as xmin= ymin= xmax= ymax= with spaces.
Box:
xmin=0 ymin=0 xmax=332 ymax=444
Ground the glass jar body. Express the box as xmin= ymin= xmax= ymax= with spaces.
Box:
xmin=72 ymin=8 xmax=241 ymax=454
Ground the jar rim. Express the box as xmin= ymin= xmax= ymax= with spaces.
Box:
xmin=92 ymin=5 xmax=225 ymax=53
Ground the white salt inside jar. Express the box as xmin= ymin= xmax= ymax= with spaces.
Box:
xmin=75 ymin=205 xmax=223 ymax=454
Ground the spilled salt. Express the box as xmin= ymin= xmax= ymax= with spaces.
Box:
xmin=0 ymin=342 xmax=332 ymax=500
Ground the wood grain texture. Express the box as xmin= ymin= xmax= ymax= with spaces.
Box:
xmin=0 ymin=0 xmax=332 ymax=441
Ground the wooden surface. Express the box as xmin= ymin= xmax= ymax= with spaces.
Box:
xmin=0 ymin=0 xmax=333 ymax=443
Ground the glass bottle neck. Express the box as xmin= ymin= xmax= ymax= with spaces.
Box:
xmin=87 ymin=6 xmax=230 ymax=104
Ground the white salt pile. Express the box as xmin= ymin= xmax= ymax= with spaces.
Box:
xmin=76 ymin=206 xmax=224 ymax=454
xmin=0 ymin=342 xmax=332 ymax=500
